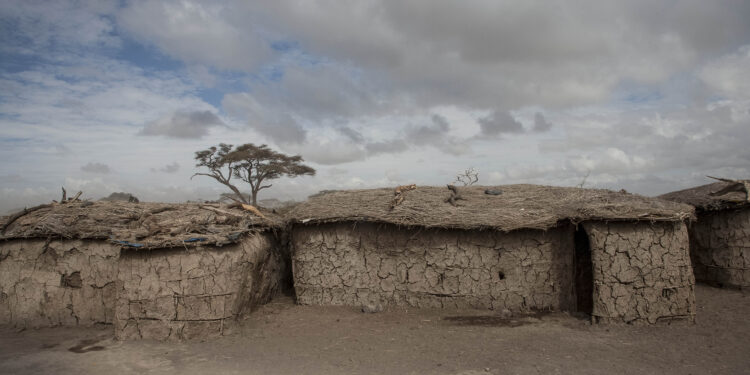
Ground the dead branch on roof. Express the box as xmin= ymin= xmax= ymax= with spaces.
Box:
xmin=1 ymin=204 xmax=53 ymax=234
xmin=454 ymin=168 xmax=479 ymax=186
xmin=199 ymin=205 xmax=244 ymax=218
xmin=240 ymin=204 xmax=267 ymax=219
xmin=707 ymin=176 xmax=750 ymax=201
xmin=59 ymin=187 xmax=82 ymax=204
xmin=445 ymin=184 xmax=465 ymax=207
xmin=69 ymin=191 xmax=82 ymax=203
xmin=390 ymin=184 xmax=417 ymax=210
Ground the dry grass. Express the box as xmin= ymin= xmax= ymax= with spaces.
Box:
xmin=0 ymin=201 xmax=280 ymax=250
xmin=289 ymin=184 xmax=694 ymax=231
xmin=659 ymin=181 xmax=750 ymax=211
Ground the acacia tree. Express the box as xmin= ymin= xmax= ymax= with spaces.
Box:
xmin=193 ymin=143 xmax=315 ymax=206
xmin=192 ymin=143 xmax=246 ymax=201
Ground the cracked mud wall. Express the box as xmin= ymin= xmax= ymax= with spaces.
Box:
xmin=584 ymin=221 xmax=696 ymax=324
xmin=689 ymin=208 xmax=750 ymax=288
xmin=115 ymin=233 xmax=284 ymax=341
xmin=291 ymin=222 xmax=576 ymax=312
xmin=0 ymin=239 xmax=119 ymax=328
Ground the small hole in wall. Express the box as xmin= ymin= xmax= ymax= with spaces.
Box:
xmin=498 ymin=271 xmax=505 ymax=280
xmin=61 ymin=271 xmax=82 ymax=289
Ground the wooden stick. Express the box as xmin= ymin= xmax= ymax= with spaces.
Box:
xmin=1 ymin=204 xmax=52 ymax=234
xmin=240 ymin=204 xmax=268 ymax=219
xmin=69 ymin=191 xmax=82 ymax=202
xmin=198 ymin=205 xmax=244 ymax=218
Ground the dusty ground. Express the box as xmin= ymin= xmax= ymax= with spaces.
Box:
xmin=1 ymin=285 xmax=748 ymax=375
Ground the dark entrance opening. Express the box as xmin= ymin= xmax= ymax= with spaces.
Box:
xmin=574 ymin=225 xmax=593 ymax=314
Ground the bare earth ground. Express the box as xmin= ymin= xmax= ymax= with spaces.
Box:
xmin=1 ymin=285 xmax=748 ymax=375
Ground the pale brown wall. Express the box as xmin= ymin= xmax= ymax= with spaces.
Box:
xmin=689 ymin=208 xmax=750 ymax=288
xmin=291 ymin=222 xmax=576 ymax=312
xmin=115 ymin=233 xmax=284 ymax=340
xmin=584 ymin=221 xmax=696 ymax=324
xmin=0 ymin=239 xmax=119 ymax=328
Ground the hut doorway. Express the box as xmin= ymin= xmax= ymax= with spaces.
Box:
xmin=574 ymin=225 xmax=593 ymax=314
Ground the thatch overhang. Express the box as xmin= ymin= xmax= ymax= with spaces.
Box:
xmin=659 ymin=181 xmax=750 ymax=212
xmin=0 ymin=201 xmax=280 ymax=250
xmin=289 ymin=184 xmax=694 ymax=232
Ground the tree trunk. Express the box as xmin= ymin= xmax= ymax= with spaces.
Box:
xmin=251 ymin=189 xmax=258 ymax=206
xmin=226 ymin=184 xmax=248 ymax=204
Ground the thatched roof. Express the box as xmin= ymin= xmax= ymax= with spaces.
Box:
xmin=289 ymin=184 xmax=694 ymax=232
xmin=0 ymin=201 xmax=280 ymax=250
xmin=659 ymin=182 xmax=750 ymax=211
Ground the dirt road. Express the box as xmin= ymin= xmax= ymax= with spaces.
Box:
xmin=1 ymin=285 xmax=748 ymax=375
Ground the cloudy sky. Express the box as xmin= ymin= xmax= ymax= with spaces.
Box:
xmin=1 ymin=1 xmax=749 ymax=212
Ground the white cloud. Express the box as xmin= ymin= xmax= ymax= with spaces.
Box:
xmin=139 ymin=110 xmax=225 ymax=139
xmin=80 ymin=162 xmax=111 ymax=174
xmin=2 ymin=1 xmax=750 ymax=212
xmin=152 ymin=162 xmax=180 ymax=174
xmin=116 ymin=1 xmax=274 ymax=71
xmin=700 ymin=45 xmax=750 ymax=101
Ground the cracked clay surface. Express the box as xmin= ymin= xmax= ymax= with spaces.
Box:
xmin=115 ymin=233 xmax=284 ymax=340
xmin=0 ymin=239 xmax=118 ymax=328
xmin=0 ymin=234 xmax=285 ymax=341
xmin=584 ymin=221 xmax=696 ymax=324
xmin=688 ymin=208 xmax=750 ymax=288
xmin=291 ymin=222 xmax=577 ymax=312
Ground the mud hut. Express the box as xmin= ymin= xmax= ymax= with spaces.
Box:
xmin=660 ymin=179 xmax=750 ymax=289
xmin=0 ymin=201 xmax=286 ymax=340
xmin=289 ymin=185 xmax=696 ymax=324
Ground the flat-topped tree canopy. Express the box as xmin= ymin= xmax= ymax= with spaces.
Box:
xmin=289 ymin=184 xmax=694 ymax=232
xmin=0 ymin=201 xmax=281 ymax=249
xmin=659 ymin=181 xmax=750 ymax=211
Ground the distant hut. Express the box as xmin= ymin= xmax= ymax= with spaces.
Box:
xmin=0 ymin=201 xmax=285 ymax=340
xmin=289 ymin=185 xmax=696 ymax=324
xmin=660 ymin=179 xmax=750 ymax=289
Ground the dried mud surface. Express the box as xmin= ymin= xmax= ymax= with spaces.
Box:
xmin=292 ymin=223 xmax=576 ymax=312
xmin=585 ymin=222 xmax=696 ymax=324
xmin=0 ymin=239 xmax=119 ymax=328
xmin=115 ymin=234 xmax=284 ymax=341
xmin=689 ymin=208 xmax=750 ymax=288
xmin=0 ymin=285 xmax=748 ymax=375
xmin=0 ymin=235 xmax=285 ymax=341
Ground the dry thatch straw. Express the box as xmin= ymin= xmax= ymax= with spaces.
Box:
xmin=0 ymin=201 xmax=280 ymax=250
xmin=659 ymin=181 xmax=750 ymax=211
xmin=289 ymin=184 xmax=694 ymax=232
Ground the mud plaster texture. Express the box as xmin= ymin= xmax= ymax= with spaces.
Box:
xmin=688 ymin=208 xmax=750 ymax=289
xmin=292 ymin=222 xmax=577 ymax=312
xmin=0 ymin=239 xmax=119 ymax=328
xmin=115 ymin=233 xmax=285 ymax=341
xmin=584 ymin=221 xmax=696 ymax=324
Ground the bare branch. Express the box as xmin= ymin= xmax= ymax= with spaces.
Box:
xmin=69 ymin=191 xmax=82 ymax=202
xmin=454 ymin=167 xmax=479 ymax=186
xmin=1 ymin=204 xmax=53 ymax=234
xmin=577 ymin=170 xmax=591 ymax=189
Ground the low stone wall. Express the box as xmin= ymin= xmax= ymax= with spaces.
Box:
xmin=115 ymin=233 xmax=284 ymax=340
xmin=291 ymin=222 xmax=577 ymax=312
xmin=0 ymin=239 xmax=119 ymax=328
xmin=688 ymin=208 xmax=750 ymax=289
xmin=584 ymin=221 xmax=696 ymax=324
